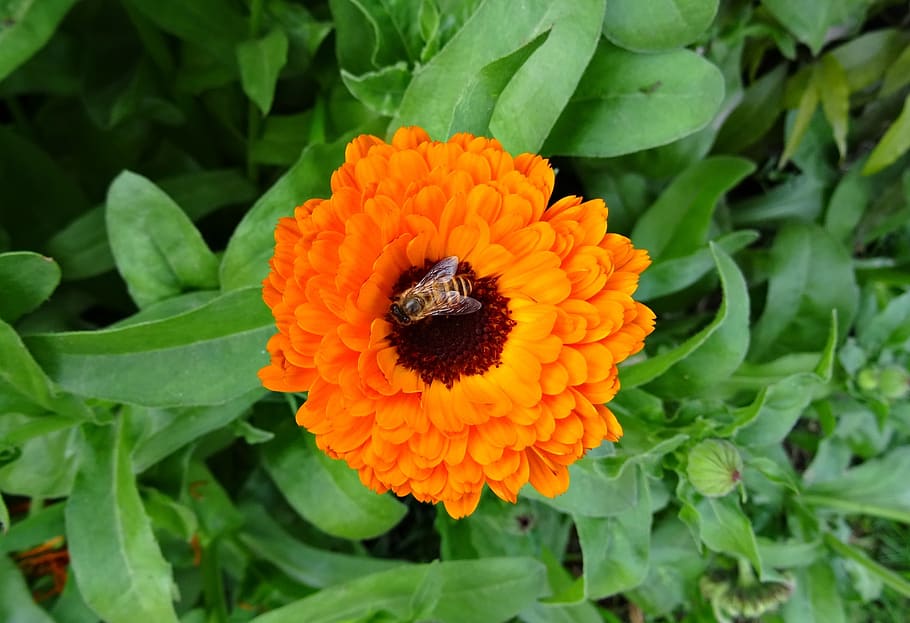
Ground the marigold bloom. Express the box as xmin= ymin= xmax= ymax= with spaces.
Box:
xmin=259 ymin=127 xmax=655 ymax=518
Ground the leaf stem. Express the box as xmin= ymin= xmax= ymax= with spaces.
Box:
xmin=823 ymin=532 xmax=910 ymax=598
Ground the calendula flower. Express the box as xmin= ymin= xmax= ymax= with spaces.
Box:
xmin=259 ymin=127 xmax=655 ymax=518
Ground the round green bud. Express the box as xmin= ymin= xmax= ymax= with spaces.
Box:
xmin=856 ymin=367 xmax=879 ymax=392
xmin=879 ymin=365 xmax=909 ymax=400
xmin=687 ymin=439 xmax=743 ymax=498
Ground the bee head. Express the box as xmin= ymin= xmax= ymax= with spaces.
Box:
xmin=389 ymin=303 xmax=412 ymax=325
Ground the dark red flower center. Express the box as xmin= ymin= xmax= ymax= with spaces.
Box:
xmin=386 ymin=260 xmax=515 ymax=388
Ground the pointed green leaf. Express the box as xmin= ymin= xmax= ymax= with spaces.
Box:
xmin=631 ymin=157 xmax=755 ymax=261
xmin=249 ymin=558 xmax=547 ymax=623
xmin=641 ymin=244 xmax=750 ymax=398
xmin=0 ymin=318 xmax=56 ymax=413
xmin=0 ymin=555 xmax=56 ymax=623
xmin=602 ymin=0 xmax=718 ymax=51
xmin=24 ymin=287 xmax=272 ymax=407
xmin=682 ymin=491 xmax=762 ymax=575
xmin=761 ymin=0 xmax=834 ymax=54
xmin=544 ymin=40 xmax=724 ymax=157
xmin=0 ymin=251 xmax=60 ymax=323
xmin=881 ymin=42 xmax=910 ymax=96
xmin=220 ymin=138 xmax=347 ymax=290
xmin=803 ymin=447 xmax=910 ymax=523
xmin=576 ymin=467 xmax=652 ymax=598
xmin=66 ymin=420 xmax=178 ymax=623
xmin=781 ymin=562 xmax=846 ymax=623
xmin=237 ymin=29 xmax=289 ymax=115
xmin=0 ymin=0 xmax=77 ymax=81
xmin=393 ymin=0 xmax=604 ymax=154
xmin=779 ymin=80 xmax=819 ymax=168
xmin=750 ymin=222 xmax=857 ymax=361
xmin=816 ymin=55 xmax=849 ymax=159
xmin=106 ymin=171 xmax=219 ymax=308
xmin=715 ymin=65 xmax=787 ymax=154
xmin=261 ymin=420 xmax=407 ymax=540
xmin=636 ymin=230 xmax=759 ymax=301
xmin=238 ymin=505 xmax=406 ymax=589
xmin=862 ymin=92 xmax=910 ymax=175
xmin=341 ymin=62 xmax=411 ymax=116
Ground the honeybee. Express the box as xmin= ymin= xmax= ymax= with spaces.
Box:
xmin=389 ymin=256 xmax=482 ymax=325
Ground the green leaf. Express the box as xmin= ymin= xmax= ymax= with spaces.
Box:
xmin=881 ymin=42 xmax=910 ymax=96
xmin=816 ymin=55 xmax=849 ymax=159
xmin=237 ymin=29 xmax=289 ymax=116
xmin=341 ymin=62 xmax=411 ymax=116
xmin=602 ymin=0 xmax=718 ymax=51
xmin=781 ymin=562 xmax=846 ymax=623
xmin=749 ymin=222 xmax=857 ymax=361
xmin=822 ymin=532 xmax=910 ymax=598
xmin=524 ymin=458 xmax=639 ymax=518
xmin=485 ymin=0 xmax=604 ymax=154
xmin=544 ymin=39 xmax=724 ymax=157
xmin=731 ymin=312 xmax=837 ymax=446
xmin=0 ymin=126 xmax=89 ymax=250
xmin=830 ymin=28 xmax=908 ymax=93
xmin=0 ymin=317 xmax=56 ymax=413
xmin=220 ymin=138 xmax=347 ymax=291
xmin=249 ymin=558 xmax=547 ymax=623
xmin=856 ymin=288 xmax=910 ymax=354
xmin=25 ymin=287 xmax=272 ymax=407
xmin=0 ymin=251 xmax=60 ymax=323
xmin=0 ymin=554 xmax=56 ymax=623
xmin=0 ymin=495 xmax=7 ymax=534
xmin=143 ymin=488 xmax=198 ymax=541
xmin=261 ymin=421 xmax=407 ymax=540
xmin=636 ymin=230 xmax=759 ymax=301
xmin=132 ymin=389 xmax=264 ymax=472
xmin=730 ymin=172 xmax=826 ymax=225
xmin=123 ymin=0 xmax=247 ymax=61
xmin=0 ymin=502 xmax=64 ymax=555
xmin=779 ymin=80 xmax=819 ymax=168
xmin=66 ymin=420 xmax=178 ymax=623
xmin=576 ymin=467 xmax=651 ymax=598
xmin=238 ymin=504 xmax=407 ymax=588
xmin=641 ymin=244 xmax=750 ymax=398
xmin=681 ymin=490 xmax=762 ymax=575
xmin=448 ymin=32 xmax=548 ymax=137
xmin=715 ymin=65 xmax=787 ymax=154
xmin=0 ymin=0 xmax=77 ymax=81
xmin=761 ymin=0 xmax=835 ymax=54
xmin=824 ymin=162 xmax=871 ymax=244
xmin=803 ymin=447 xmax=910 ymax=523
xmin=631 ymin=157 xmax=754 ymax=262
xmin=106 ymin=171 xmax=219 ymax=308
xmin=44 ymin=206 xmax=114 ymax=281
xmin=0 ymin=414 xmax=80 ymax=497
xmin=862 ymin=92 xmax=910 ymax=175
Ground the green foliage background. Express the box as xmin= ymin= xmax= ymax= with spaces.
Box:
xmin=1 ymin=0 xmax=910 ymax=621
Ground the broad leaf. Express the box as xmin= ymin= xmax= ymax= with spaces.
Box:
xmin=0 ymin=251 xmax=60 ymax=323
xmin=602 ymin=0 xmax=718 ymax=51
xmin=576 ymin=467 xmax=652 ymax=598
xmin=640 ymin=245 xmax=750 ymax=398
xmin=749 ymin=222 xmax=857 ymax=361
xmin=220 ymin=139 xmax=347 ymax=290
xmin=106 ymin=171 xmax=219 ymax=308
xmin=544 ymin=40 xmax=724 ymax=157
xmin=249 ymin=558 xmax=547 ymax=623
xmin=261 ymin=420 xmax=407 ymax=540
xmin=237 ymin=29 xmax=289 ymax=115
xmin=631 ymin=156 xmax=754 ymax=262
xmin=66 ymin=420 xmax=178 ymax=622
xmin=25 ymin=287 xmax=272 ymax=407
xmin=0 ymin=0 xmax=77 ymax=81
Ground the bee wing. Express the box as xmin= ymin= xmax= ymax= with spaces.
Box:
xmin=413 ymin=256 xmax=459 ymax=290
xmin=427 ymin=290 xmax=483 ymax=316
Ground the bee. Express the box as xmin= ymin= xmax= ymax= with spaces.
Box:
xmin=389 ymin=256 xmax=482 ymax=325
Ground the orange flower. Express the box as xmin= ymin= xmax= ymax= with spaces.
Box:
xmin=259 ymin=127 xmax=655 ymax=518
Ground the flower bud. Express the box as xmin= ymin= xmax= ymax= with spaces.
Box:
xmin=687 ymin=439 xmax=743 ymax=498
xmin=879 ymin=365 xmax=909 ymax=400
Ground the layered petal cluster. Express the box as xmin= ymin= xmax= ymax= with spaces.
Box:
xmin=260 ymin=127 xmax=655 ymax=518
